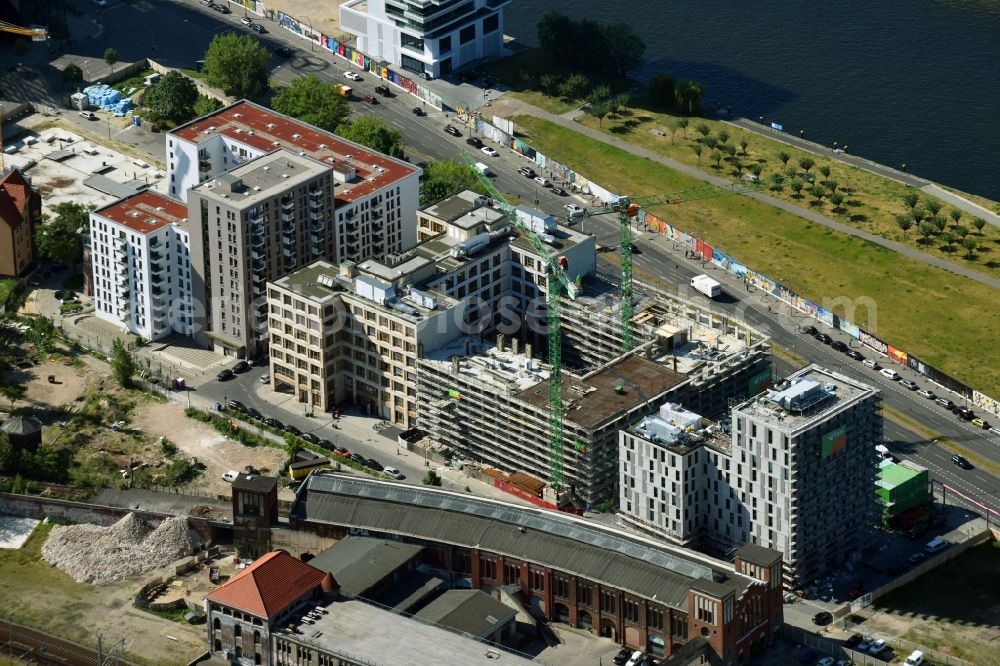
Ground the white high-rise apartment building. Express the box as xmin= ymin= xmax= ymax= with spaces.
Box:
xmin=620 ymin=365 xmax=881 ymax=588
xmin=89 ymin=191 xmax=197 ymax=341
xmin=340 ymin=0 xmax=509 ymax=79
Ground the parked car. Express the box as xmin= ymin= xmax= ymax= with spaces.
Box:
xmin=216 ymin=369 xmax=234 ymax=381
xmin=301 ymin=433 xmax=321 ymax=445
xmin=817 ymin=658 xmax=836 ymax=666
xmin=383 ymin=466 xmax=405 ymax=480
xmin=333 ymin=447 xmax=350 ymax=457
xmin=228 ymin=400 xmax=246 ymax=412
xmin=274 ymin=46 xmax=294 ymax=58
xmin=802 ymin=325 xmax=818 ymax=335
xmin=222 ymin=470 xmax=239 ymax=482
xmin=534 ymin=176 xmax=552 ymax=187
xmin=211 ymin=3 xmax=230 ymax=13
xmin=246 ymin=408 xmax=263 ymax=421
xmin=952 ymin=454 xmax=973 ymax=469
xmin=624 ymin=652 xmax=644 ymax=666
xmin=444 ymin=125 xmax=462 ymax=137
xmin=263 ymin=417 xmax=282 ymax=429
xmin=989 ymin=426 xmax=1000 ymax=437
xmin=899 ymin=379 xmax=919 ymax=390
xmin=971 ymin=417 xmax=990 ymax=429
xmin=862 ymin=358 xmax=881 ymax=370
xmin=480 ymin=146 xmax=498 ymax=156
xmin=916 ymin=389 xmax=935 ymax=399
xmin=466 ymin=137 xmax=483 ymax=148
xmin=814 ymin=332 xmax=833 ymax=344
xmin=564 ymin=203 xmax=585 ymax=217
xmin=613 ymin=649 xmax=632 ymax=666
xmin=856 ymin=637 xmax=874 ymax=652
xmin=868 ymin=639 xmax=887 ymax=656
xmin=956 ymin=406 xmax=975 ymax=420
xmin=349 ymin=452 xmax=366 ymax=465
xmin=831 ymin=340 xmax=848 ymax=352
xmin=374 ymin=85 xmax=393 ymax=97
xmin=344 ymin=71 xmax=361 ymax=81
xmin=550 ymin=186 xmax=568 ymax=196
xmin=365 ymin=458 xmax=384 ymax=472
xmin=935 ymin=397 xmax=955 ymax=409
xmin=845 ymin=634 xmax=863 ymax=648
xmin=812 ymin=611 xmax=833 ymax=626
xmin=240 ymin=17 xmax=253 ymax=26
xmin=846 ymin=349 xmax=865 ymax=361
xmin=250 ymin=23 xmax=266 ymax=33
xmin=319 ymin=439 xmax=335 ymax=451
xmin=907 ymin=552 xmax=926 ymax=565
xmin=363 ymin=95 xmax=378 ymax=105
xmin=879 ymin=368 xmax=900 ymax=380
xmin=411 ymin=106 xmax=424 ymax=116
xmin=260 ymin=373 xmax=270 ymax=384
xmin=79 ymin=110 xmax=97 ymax=120
xmin=233 ymin=360 xmax=250 ymax=374
xmin=518 ymin=166 xmax=537 ymax=178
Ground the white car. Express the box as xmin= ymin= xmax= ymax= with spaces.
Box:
xmin=564 ymin=203 xmax=585 ymax=217
xmin=868 ymin=639 xmax=887 ymax=655
xmin=383 ymin=466 xmax=405 ymax=480
xmin=92 ymin=0 xmax=108 ymax=6
xmin=344 ymin=71 xmax=362 ymax=81
xmin=480 ymin=146 xmax=498 ymax=157
xmin=222 ymin=470 xmax=239 ymax=482
xmin=79 ymin=111 xmax=97 ymax=120
xmin=240 ymin=17 xmax=253 ymax=26
xmin=534 ymin=176 xmax=551 ymax=187
xmin=260 ymin=373 xmax=270 ymax=384
xmin=816 ymin=658 xmax=835 ymax=666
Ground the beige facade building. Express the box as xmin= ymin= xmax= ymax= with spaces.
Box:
xmin=0 ymin=169 xmax=40 ymax=278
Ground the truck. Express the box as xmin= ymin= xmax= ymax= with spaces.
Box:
xmin=690 ymin=274 xmax=721 ymax=299
xmin=337 ymin=84 xmax=352 ymax=98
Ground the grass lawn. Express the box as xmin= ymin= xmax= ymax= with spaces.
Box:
xmin=0 ymin=278 xmax=16 ymax=308
xmin=513 ymin=115 xmax=1000 ymax=395
xmin=873 ymin=542 xmax=1000 ymax=666
xmin=565 ymin=101 xmax=1000 ymax=277
xmin=110 ymin=68 xmax=154 ymax=94
xmin=478 ymin=49 xmax=633 ymax=115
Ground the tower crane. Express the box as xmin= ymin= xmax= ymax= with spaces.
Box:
xmin=461 ymin=151 xmax=579 ymax=491
xmin=0 ymin=21 xmax=47 ymax=41
xmin=571 ymin=183 xmax=739 ymax=351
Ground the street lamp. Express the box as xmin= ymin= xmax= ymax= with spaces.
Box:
xmin=303 ymin=16 xmax=315 ymax=52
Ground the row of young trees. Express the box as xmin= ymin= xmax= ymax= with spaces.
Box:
xmin=895 ymin=193 xmax=987 ymax=258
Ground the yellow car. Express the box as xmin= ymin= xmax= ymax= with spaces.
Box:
xmin=971 ymin=417 xmax=990 ymax=429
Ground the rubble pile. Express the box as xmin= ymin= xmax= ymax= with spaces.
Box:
xmin=42 ymin=513 xmax=202 ymax=585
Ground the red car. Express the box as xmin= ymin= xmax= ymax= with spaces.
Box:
xmin=363 ymin=95 xmax=378 ymax=105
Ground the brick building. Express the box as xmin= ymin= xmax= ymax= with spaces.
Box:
xmin=0 ymin=169 xmax=41 ymax=278
xmin=231 ymin=473 xmax=280 ymax=558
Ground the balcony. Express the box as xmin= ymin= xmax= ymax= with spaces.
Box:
xmin=115 ymin=271 xmax=128 ymax=284
xmin=310 ymin=230 xmax=324 ymax=244
xmin=346 ymin=233 xmax=358 ymax=244
xmin=373 ymin=243 xmax=385 ymax=255
xmin=250 ymin=232 xmax=265 ymax=248
xmin=282 ymin=247 xmax=296 ymax=259
xmin=346 ymin=244 xmax=358 ymax=255
xmin=282 ymin=222 xmax=296 ymax=237
xmin=283 ymin=258 xmax=297 ymax=270
xmin=309 ymin=209 xmax=323 ymax=222
xmin=252 ymin=259 xmax=266 ymax=272
xmin=150 ymin=272 xmax=163 ymax=285
xmin=149 ymin=250 xmax=162 ymax=262
xmin=280 ymin=210 xmax=295 ymax=224
xmin=308 ymin=188 xmax=323 ymax=201
xmin=345 ymin=222 xmax=357 ymax=233
xmin=149 ymin=237 xmax=160 ymax=248
xmin=251 ymin=248 xmax=264 ymax=261
xmin=280 ymin=199 xmax=294 ymax=213
xmin=252 ymin=283 xmax=265 ymax=298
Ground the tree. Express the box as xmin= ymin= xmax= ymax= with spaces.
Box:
xmin=36 ymin=202 xmax=93 ymax=268
xmin=807 ymin=185 xmax=826 ymax=203
xmin=748 ymin=163 xmax=764 ymax=181
xmin=143 ymin=70 xmax=199 ymax=123
xmin=826 ymin=180 xmax=839 ymax=194
xmin=587 ymin=84 xmax=612 ymax=106
xmin=829 ymin=191 xmax=845 ymax=212
xmin=13 ymin=40 xmax=30 ymax=56
xmin=819 ymin=165 xmax=831 ymax=180
xmin=419 ymin=160 xmax=482 ymax=206
xmin=422 ymin=469 xmax=442 ymax=486
xmin=695 ymin=123 xmax=710 ymax=139
xmin=902 ymin=191 xmax=920 ymax=210
xmin=203 ymin=32 xmax=270 ymax=99
xmin=674 ymin=81 xmax=704 ymax=116
xmin=717 ymin=130 xmax=729 ymax=146
xmin=610 ymin=92 xmax=631 ymax=117
xmin=949 ymin=208 xmax=962 ymax=226
xmin=962 ymin=237 xmax=979 ymax=258
xmin=271 ymin=75 xmax=351 ymax=132
xmin=710 ymin=151 xmax=723 ymax=170
xmin=194 ymin=95 xmax=223 ymax=117
xmin=62 ymin=63 xmax=83 ymax=86
xmin=110 ymin=338 xmax=136 ymax=387
xmin=603 ymin=23 xmax=646 ymax=76
xmin=895 ymin=215 xmax=913 ymax=238
xmin=798 ymin=157 xmax=815 ymax=174
xmin=336 ymin=116 xmax=405 ymax=159
xmin=971 ymin=217 xmax=986 ymax=234
xmin=925 ymin=198 xmax=943 ymax=218
xmin=556 ymin=72 xmax=589 ymax=100
xmin=917 ymin=221 xmax=937 ymax=245
xmin=691 ymin=144 xmax=702 ymax=165
xmin=778 ymin=151 xmax=791 ymax=167
xmin=911 ymin=208 xmax=925 ymax=224
xmin=0 ymin=383 xmax=26 ymax=412
xmin=536 ymin=12 xmax=576 ymax=65
xmin=952 ymin=225 xmax=968 ymax=239
xmin=704 ymin=136 xmax=718 ymax=151
xmin=586 ymin=100 xmax=610 ymax=127
xmin=518 ymin=69 xmax=536 ymax=88
xmin=931 ymin=216 xmax=947 ymax=233
xmin=0 ymin=432 xmax=14 ymax=474
xmin=790 ymin=178 xmax=805 ymax=197
xmin=674 ymin=117 xmax=689 ymax=140
xmin=103 ymin=47 xmax=119 ymax=74
xmin=26 ymin=317 xmax=56 ymax=355
xmin=939 ymin=232 xmax=955 ymax=253
xmin=648 ymin=73 xmax=676 ymax=110
xmin=538 ymin=74 xmax=557 ymax=97
xmin=739 ymin=137 xmax=749 ymax=156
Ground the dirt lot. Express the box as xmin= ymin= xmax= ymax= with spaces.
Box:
xmin=133 ymin=401 xmax=287 ymax=496
xmin=0 ymin=523 xmax=206 ymax=665
xmin=863 ymin=542 xmax=1000 ymax=666
xmin=20 ymin=356 xmax=101 ymax=410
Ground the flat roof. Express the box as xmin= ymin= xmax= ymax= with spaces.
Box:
xmin=309 ymin=536 xmax=424 ymax=597
xmin=517 ymin=354 xmax=686 ymax=428
xmin=877 ymin=459 xmax=927 ymax=490
xmin=191 ymin=149 xmax=326 ymax=205
xmin=170 ymin=100 xmax=418 ymax=205
xmin=293 ymin=474 xmax=753 ymax=611
xmin=290 ymin=598 xmax=537 ymax=666
xmin=271 ymin=260 xmax=341 ymax=303
xmin=413 ymin=590 xmax=515 ymax=638
xmin=424 ymin=337 xmax=550 ymax=393
xmin=419 ymin=189 xmax=484 ymax=222
xmin=232 ymin=473 xmax=278 ymax=494
xmin=94 ymin=190 xmax=188 ymax=234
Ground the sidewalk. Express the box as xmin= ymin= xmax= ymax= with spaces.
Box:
xmin=492 ymin=96 xmax=1000 ymax=291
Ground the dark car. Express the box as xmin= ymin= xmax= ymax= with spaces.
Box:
xmin=802 ymin=325 xmax=818 ymax=335
xmin=216 ymin=369 xmax=234 ymax=381
xmin=831 ymin=340 xmax=848 ymax=352
xmin=363 ymin=94 xmax=378 ymax=105
xmin=211 ymin=3 xmax=230 ymax=13
xmin=263 ymin=417 xmax=282 ymax=429
xmin=952 ymin=454 xmax=973 ymax=469
xmin=246 ymin=408 xmax=263 ymax=421
xmin=845 ymin=634 xmax=863 ymax=648
xmin=319 ymin=439 xmax=335 ymax=450
xmin=814 ymin=333 xmax=833 ymax=344
xmin=847 ymin=349 xmax=865 ymax=361
xmin=466 ymin=137 xmax=483 ymax=148
xmin=935 ymin=397 xmax=956 ymax=410
xmin=274 ymin=46 xmax=294 ymax=58
xmin=444 ymin=125 xmax=461 ymax=137
xmin=411 ymin=107 xmax=424 ymax=116
xmin=799 ymin=649 xmax=819 ymax=664
xmin=302 ymin=433 xmax=321 ymax=445
xmin=956 ymin=407 xmax=975 ymax=420
xmin=228 ymin=400 xmax=246 ymax=412
xmin=285 ymin=424 xmax=302 ymax=436
xmin=812 ymin=611 xmax=833 ymax=626
xmin=349 ymin=452 xmax=366 ymax=465
xmin=518 ymin=166 xmax=536 ymax=178
xmin=374 ymin=85 xmax=393 ymax=97
xmin=365 ymin=458 xmax=384 ymax=472
xmin=613 ymin=649 xmax=632 ymax=666
xmin=550 ymin=186 xmax=568 ymax=196
xmin=250 ymin=23 xmax=266 ymax=34
xmin=233 ymin=360 xmax=250 ymax=374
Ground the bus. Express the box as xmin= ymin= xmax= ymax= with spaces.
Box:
xmin=288 ymin=457 xmax=331 ymax=480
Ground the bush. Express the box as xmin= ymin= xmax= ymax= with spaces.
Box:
xmin=422 ymin=470 xmax=442 ymax=486
xmin=160 ymin=438 xmax=178 ymax=457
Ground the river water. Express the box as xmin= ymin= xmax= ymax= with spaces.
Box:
xmin=503 ymin=0 xmax=1000 ymax=200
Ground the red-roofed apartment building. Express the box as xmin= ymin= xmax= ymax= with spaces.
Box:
xmin=167 ymin=100 xmax=421 ymax=358
xmin=89 ymin=190 xmax=198 ymax=340
xmin=204 ymin=550 xmax=334 ymax=665
xmin=0 ymin=169 xmax=41 ymax=278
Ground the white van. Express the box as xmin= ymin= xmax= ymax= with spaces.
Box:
xmin=862 ymin=358 xmax=879 ymax=370
xmin=474 ymin=162 xmax=492 ymax=176
xmin=875 ymin=444 xmax=891 ymax=459
xmin=880 ymin=368 xmax=900 ymax=380
xmin=925 ymin=538 xmax=949 ymax=554
xmin=904 ymin=650 xmax=924 ymax=666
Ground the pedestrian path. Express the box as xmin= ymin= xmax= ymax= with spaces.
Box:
xmin=494 ymin=97 xmax=1000 ymax=291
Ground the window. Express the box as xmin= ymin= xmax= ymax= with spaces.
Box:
xmin=578 ymin=584 xmax=592 ymax=606
xmin=483 ymin=13 xmax=499 ymax=34
xmin=401 ymin=32 xmax=424 ymax=51
xmin=623 ymin=599 xmax=639 ymax=622
xmin=553 ymin=577 xmax=569 ymax=598
xmin=479 ymin=556 xmax=496 ymax=580
xmin=459 ymin=24 xmax=476 ymax=44
xmin=600 ymin=590 xmax=616 ymax=613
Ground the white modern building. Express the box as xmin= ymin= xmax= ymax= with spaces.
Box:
xmin=89 ymin=191 xmax=197 ymax=341
xmin=619 ymin=365 xmax=882 ymax=588
xmin=340 ymin=0 xmax=509 ymax=79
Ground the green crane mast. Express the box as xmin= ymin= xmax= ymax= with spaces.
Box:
xmin=462 ymin=153 xmax=579 ymax=490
